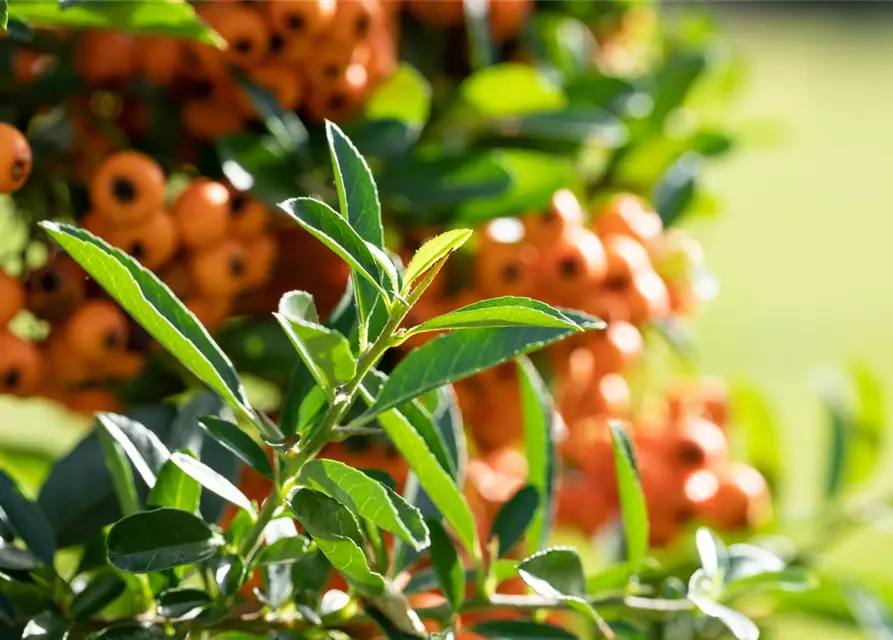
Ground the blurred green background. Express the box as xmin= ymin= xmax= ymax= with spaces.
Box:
xmin=2 ymin=4 xmax=893 ymax=637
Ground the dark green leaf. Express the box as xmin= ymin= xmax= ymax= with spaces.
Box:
xmin=0 ymin=471 xmax=55 ymax=565
xmin=217 ymin=134 xmax=304 ymax=208
xmin=412 ymin=297 xmax=580 ymax=334
xmin=277 ymin=198 xmax=397 ymax=300
xmin=233 ymin=73 xmax=308 ymax=154
xmin=289 ymin=488 xmax=384 ymax=595
xmin=71 ymin=572 xmax=126 ymax=621
xmin=650 ymin=49 xmax=708 ymax=126
xmin=471 ymin=620 xmax=576 ymax=640
xmin=107 ymin=508 xmax=221 ymax=573
xmin=327 ymin=121 xmax=383 ymax=249
xmin=41 ymin=223 xmax=258 ymax=427
xmin=212 ymin=555 xmax=245 ymax=598
xmin=97 ymin=413 xmax=170 ymax=487
xmin=198 ymin=418 xmax=273 ymax=480
xmin=463 ymin=0 xmax=493 ymax=69
xmin=0 ymin=0 xmax=7 ymax=30
xmin=299 ymin=459 xmax=429 ymax=551
xmin=167 ymin=391 xmax=225 ymax=455
xmin=518 ymin=547 xmax=586 ymax=599
xmin=258 ymin=536 xmax=310 ymax=565
xmin=275 ymin=292 xmax=357 ymax=395
xmin=517 ymin=358 xmax=555 ymax=555
xmin=403 ymin=229 xmax=473 ymax=290
xmin=366 ymin=604 xmax=426 ymax=640
xmin=169 ymin=452 xmax=255 ymax=516
xmin=96 ymin=429 xmax=139 ymax=517
xmin=8 ymin=1 xmax=221 ymax=44
xmin=82 ymin=622 xmax=162 ymax=640
xmin=156 ymin=588 xmax=212 ymax=619
xmin=364 ymin=314 xmax=598 ymax=419
xmin=489 ymin=108 xmax=626 ymax=147
xmin=0 ymin=542 xmax=38 ymax=571
xmin=609 ymin=421 xmax=649 ymax=566
xmin=292 ymin=546 xmax=331 ymax=596
xmin=147 ymin=457 xmax=201 ymax=513
xmin=652 ymin=152 xmax=701 ymax=227
xmin=365 ymin=64 xmax=432 ymax=130
xmin=426 ymin=518 xmax=463 ymax=614
xmin=22 ymin=612 xmax=69 ymax=640
xmin=490 ymin=485 xmax=539 ymax=558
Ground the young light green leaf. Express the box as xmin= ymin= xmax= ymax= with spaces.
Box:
xmin=470 ymin=620 xmax=577 ymax=640
xmin=279 ymin=290 xmax=320 ymax=323
xmin=41 ymin=223 xmax=257 ymax=428
xmin=147 ymin=457 xmax=202 ymax=513
xmin=299 ymin=459 xmax=429 ymax=551
xmin=70 ymin=572 xmax=126 ymax=621
xmin=726 ymin=544 xmax=785 ymax=582
xmin=0 ymin=471 xmax=55 ymax=566
xmin=169 ymin=452 xmax=255 ymax=517
xmin=609 ymin=420 xmax=649 ymax=567
xmin=409 ymin=297 xmax=580 ymax=334
xmin=96 ymin=428 xmax=140 ymax=517
xmin=156 ymin=588 xmax=213 ymax=619
xmin=275 ymin=293 xmax=357 ymax=396
xmin=688 ymin=570 xmax=758 ymax=640
xmin=364 ymin=315 xmax=599 ymax=420
xmin=9 ymin=0 xmax=222 ymax=45
xmin=198 ymin=417 xmax=273 ymax=480
xmin=365 ymin=64 xmax=432 ymax=129
xmin=489 ymin=485 xmax=539 ymax=558
xmin=426 ymin=518 xmax=463 ymax=614
xmin=107 ymin=508 xmax=222 ymax=573
xmin=723 ymin=567 xmax=816 ymax=598
xmin=97 ymin=413 xmax=170 ymax=488
xmin=290 ymin=488 xmax=385 ymax=595
xmin=403 ymin=229 xmax=473 ymax=291
xmin=517 ymin=357 xmax=555 ymax=555
xmin=357 ymin=385 xmax=479 ymax=559
xmin=278 ymin=198 xmax=397 ymax=300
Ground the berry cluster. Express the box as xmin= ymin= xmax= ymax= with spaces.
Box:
xmin=406 ymin=0 xmax=531 ymax=43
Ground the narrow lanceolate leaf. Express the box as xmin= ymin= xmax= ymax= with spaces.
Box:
xmin=688 ymin=570 xmax=758 ymax=640
xmin=327 ymin=120 xmax=384 ymax=248
xmin=517 ymin=358 xmax=555 ymax=555
xmin=96 ymin=429 xmax=140 ymax=517
xmin=609 ymin=421 xmax=649 ymax=567
xmin=471 ymin=620 xmax=577 ymax=640
xmin=289 ymin=488 xmax=385 ymax=595
xmin=147 ymin=458 xmax=202 ymax=513
xmin=70 ymin=572 xmax=126 ymax=621
xmin=402 ymin=229 xmax=473 ymax=291
xmin=155 ymin=588 xmax=212 ymax=619
xmin=426 ymin=518 xmax=463 ymax=614
xmin=41 ymin=223 xmax=257 ymax=426
xmin=299 ymin=459 xmax=429 ymax=551
xmin=695 ymin=528 xmax=728 ymax=583
xmin=97 ymin=413 xmax=170 ymax=488
xmin=411 ymin=297 xmax=581 ymax=334
xmin=278 ymin=198 xmax=397 ymax=300
xmin=170 ymin=452 xmax=255 ymax=516
xmin=365 ymin=313 xmax=600 ymax=419
xmin=0 ymin=471 xmax=55 ymax=566
xmin=275 ymin=292 xmax=357 ymax=396
xmin=107 ymin=508 xmax=222 ymax=573
xmin=357 ymin=385 xmax=479 ymax=559
xmin=198 ymin=418 xmax=273 ymax=480
xmin=490 ymin=485 xmax=539 ymax=558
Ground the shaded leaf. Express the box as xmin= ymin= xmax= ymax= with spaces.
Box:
xmin=609 ymin=421 xmax=649 ymax=566
xmin=0 ymin=471 xmax=55 ymax=566
xmin=169 ymin=452 xmax=255 ymax=516
xmin=96 ymin=429 xmax=139 ymax=517
xmin=489 ymin=485 xmax=539 ymax=558
xmin=518 ymin=547 xmax=586 ymax=599
xmin=426 ymin=518 xmax=463 ymax=614
xmin=258 ymin=536 xmax=310 ymax=565
xmin=212 ymin=555 xmax=245 ymax=598
xmin=198 ymin=418 xmax=273 ymax=480
xmin=22 ymin=612 xmax=69 ymax=640
xmin=71 ymin=572 xmax=126 ymax=621
xmin=652 ymin=152 xmax=701 ymax=227
xmin=0 ymin=542 xmax=38 ymax=571
xmin=97 ymin=413 xmax=170 ymax=488
xmin=147 ymin=457 xmax=201 ymax=513
xmin=471 ymin=620 xmax=576 ymax=640
xmin=156 ymin=587 xmax=212 ymax=619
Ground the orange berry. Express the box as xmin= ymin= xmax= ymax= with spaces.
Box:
xmin=330 ymin=0 xmax=381 ymax=43
xmin=0 ymin=270 xmax=25 ymax=328
xmin=186 ymin=296 xmax=233 ymax=331
xmin=182 ymin=98 xmax=244 ymax=141
xmin=490 ymin=0 xmax=532 ymax=41
xmin=685 ymin=468 xmax=751 ymax=532
xmin=472 ymin=240 xmax=538 ymax=298
xmin=537 ymin=229 xmax=606 ymax=305
xmin=0 ymin=332 xmax=42 ymax=397
xmin=101 ymin=351 xmax=147 ymax=380
xmin=203 ymin=6 xmax=270 ymax=68
xmin=158 ymin=261 xmax=195 ymax=300
xmin=667 ymin=416 xmax=728 ymax=471
xmin=134 ymin=36 xmax=182 ymax=85
xmin=179 ymin=42 xmax=228 ymax=82
xmin=91 ymin=151 xmax=166 ymax=226
xmin=228 ymin=192 xmax=271 ymax=238
xmin=626 ymin=269 xmax=670 ymax=323
xmin=236 ymin=62 xmax=303 ymax=117
xmin=305 ymin=39 xmax=369 ymax=87
xmin=44 ymin=335 xmax=93 ymax=386
xmin=104 ymin=209 xmax=179 ymax=270
xmin=265 ymin=0 xmax=336 ymax=36
xmin=304 ymin=64 xmax=371 ymax=123
xmin=64 ymin=300 xmax=128 ymax=362
xmin=190 ymin=240 xmax=251 ymax=298
xmin=13 ymin=50 xmax=54 ymax=84
xmin=407 ymin=0 xmax=464 ymax=26
xmin=556 ymin=473 xmax=613 ymax=536
xmin=25 ymin=257 xmax=87 ymax=324
xmin=589 ymin=321 xmax=643 ymax=375
xmin=601 ymin=234 xmax=652 ymax=292
xmin=595 ymin=193 xmax=663 ymax=247
xmin=523 ymin=189 xmax=584 ymax=246
xmin=75 ymin=32 xmax=133 ymax=85
xmin=172 ymin=179 xmax=231 ymax=250
xmin=241 ymin=235 xmax=278 ymax=289
xmin=64 ymin=388 xmax=122 ymax=416
xmin=0 ymin=123 xmax=32 ymax=194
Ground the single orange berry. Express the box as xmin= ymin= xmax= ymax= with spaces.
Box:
xmin=172 ymin=179 xmax=231 ymax=250
xmin=190 ymin=240 xmax=251 ymax=298
xmin=63 ymin=300 xmax=128 ymax=362
xmin=104 ymin=209 xmax=179 ymax=270
xmin=0 ymin=270 xmax=25 ymax=328
xmin=0 ymin=123 xmax=32 ymax=194
xmin=90 ymin=151 xmax=166 ymax=226
xmin=0 ymin=332 xmax=42 ymax=397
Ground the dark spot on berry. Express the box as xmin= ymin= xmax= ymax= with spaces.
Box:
xmin=39 ymin=270 xmax=61 ymax=292
xmin=229 ymin=255 xmax=246 ymax=278
xmin=185 ymin=79 xmax=214 ymax=100
xmin=2 ymin=368 xmax=21 ymax=390
xmin=11 ymin=157 xmax=28 ymax=183
xmin=234 ymin=38 xmax=253 ymax=54
xmin=677 ymin=442 xmax=705 ymax=467
xmin=103 ymin=330 xmax=120 ymax=350
xmin=285 ymin=12 xmax=305 ymax=31
xmin=327 ymin=93 xmax=347 ymax=111
xmin=558 ymin=256 xmax=580 ymax=278
xmin=500 ymin=262 xmax=521 ymax=283
xmin=355 ymin=13 xmax=371 ymax=38
xmin=323 ymin=63 xmax=341 ymax=79
xmin=130 ymin=242 xmax=146 ymax=261
xmin=230 ymin=195 xmax=246 ymax=216
xmin=270 ymin=34 xmax=285 ymax=54
xmin=605 ymin=275 xmax=629 ymax=291
xmin=111 ymin=177 xmax=137 ymax=204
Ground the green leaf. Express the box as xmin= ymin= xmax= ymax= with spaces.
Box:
xmin=275 ymin=292 xmax=357 ymax=396
xmin=233 ymin=72 xmax=308 ymax=154
xmin=463 ymin=0 xmax=493 ymax=69
xmin=688 ymin=570 xmax=758 ymax=640
xmin=1 ymin=0 xmax=7 ymax=30
xmin=8 ymin=0 xmax=221 ymax=44
xmin=169 ymin=452 xmax=255 ymax=516
xmin=471 ymin=620 xmax=576 ymax=640
xmin=518 ymin=547 xmax=586 ymax=599
xmin=41 ymin=223 xmax=257 ymax=427
xmin=489 ymin=485 xmax=539 ymax=558
xmin=0 ymin=541 xmax=38 ymax=571
xmin=277 ymin=198 xmax=397 ymax=300
xmin=356 ymin=385 xmax=479 ymax=560
xmin=156 ymin=588 xmax=212 ymax=619
xmin=403 ymin=229 xmax=473 ymax=291
xmin=724 ymin=567 xmax=816 ymax=598
xmin=728 ymin=384 xmax=782 ymax=491
xmin=426 ymin=518 xmax=463 ymax=614
xmin=517 ymin=358 xmax=555 ymax=555
xmin=217 ymin=134 xmax=304 ymax=209
xmin=365 ymin=604 xmax=426 ymax=640
xmin=82 ymin=622 xmax=161 ymax=640
xmin=411 ymin=297 xmax=580 ymax=334
xmin=258 ymin=536 xmax=311 ymax=565
xmin=847 ymin=361 xmax=886 ymax=489
xmin=327 ymin=121 xmax=384 ymax=249
xmin=726 ymin=543 xmax=785 ymax=582
xmin=652 ymin=152 xmax=701 ymax=227
xmin=489 ymin=107 xmax=626 ymax=147
xmin=97 ymin=429 xmax=140 ymax=517
xmin=460 ymin=64 xmax=565 ymax=117
xmin=650 ymin=49 xmax=708 ymax=127
xmin=695 ymin=528 xmax=728 ymax=584
xmin=364 ymin=314 xmax=598 ymax=419
xmin=22 ymin=612 xmax=70 ymax=640
xmin=299 ymin=459 xmax=429 ymax=551
xmin=97 ymin=413 xmax=170 ymax=488
xmin=365 ymin=64 xmax=432 ymax=129
xmin=212 ymin=555 xmax=245 ymax=597
xmin=71 ymin=572 xmax=126 ymax=621
xmin=289 ymin=488 xmax=385 ymax=595
xmin=0 ymin=471 xmax=55 ymax=566
xmin=198 ymin=418 xmax=273 ymax=480
xmin=147 ymin=457 xmax=202 ymax=513
xmin=107 ymin=508 xmax=222 ymax=573
xmin=609 ymin=420 xmax=649 ymax=567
